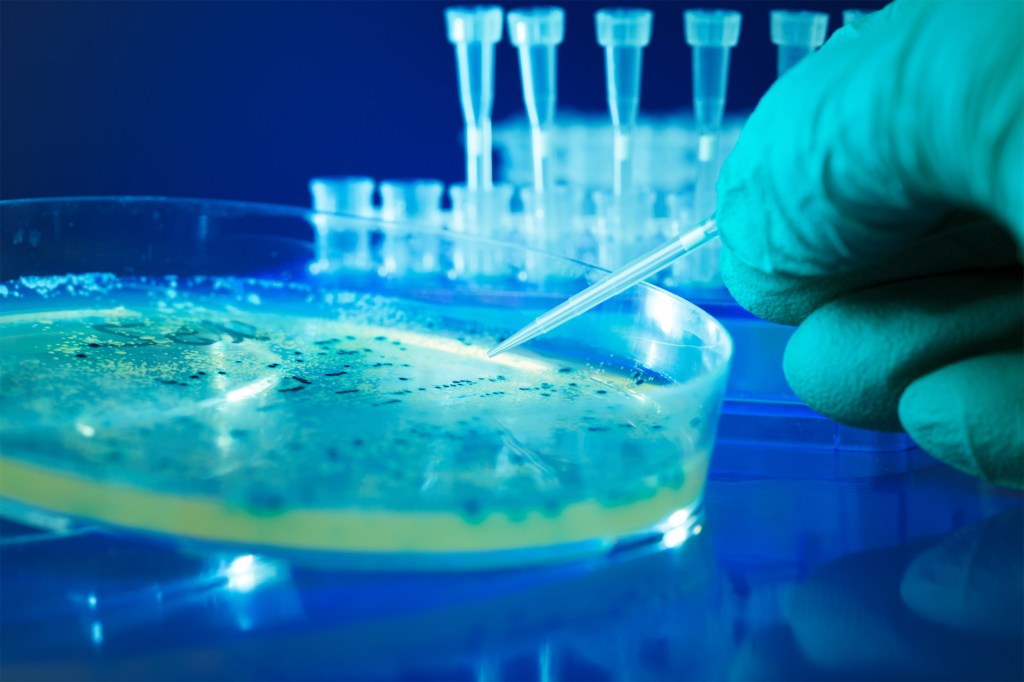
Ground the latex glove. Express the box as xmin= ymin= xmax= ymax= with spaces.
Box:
xmin=716 ymin=0 xmax=1023 ymax=487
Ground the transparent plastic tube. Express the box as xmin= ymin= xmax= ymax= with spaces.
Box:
xmin=595 ymin=8 xmax=653 ymax=197
xmin=770 ymin=10 xmax=829 ymax=78
xmin=379 ymin=179 xmax=445 ymax=275
xmin=684 ymin=9 xmax=742 ymax=223
xmin=508 ymin=7 xmax=565 ymax=194
xmin=308 ymin=176 xmax=375 ymax=217
xmin=489 ymin=215 xmax=719 ymax=357
xmin=308 ymin=176 xmax=377 ymax=272
xmin=446 ymin=6 xmax=504 ymax=190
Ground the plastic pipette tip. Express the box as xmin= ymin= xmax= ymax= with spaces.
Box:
xmin=508 ymin=6 xmax=564 ymax=190
xmin=446 ymin=5 xmax=504 ymax=44
xmin=508 ymin=7 xmax=565 ymax=46
xmin=488 ymin=330 xmax=533 ymax=359
xmin=684 ymin=9 xmax=742 ymax=47
xmin=595 ymin=8 xmax=653 ymax=47
xmin=770 ymin=10 xmax=829 ymax=48
xmin=488 ymin=216 xmax=719 ymax=358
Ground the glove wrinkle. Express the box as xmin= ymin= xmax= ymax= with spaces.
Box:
xmin=721 ymin=217 xmax=1020 ymax=326
xmin=718 ymin=0 xmax=1023 ymax=278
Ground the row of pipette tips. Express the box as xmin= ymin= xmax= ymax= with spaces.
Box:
xmin=446 ymin=5 xmax=872 ymax=204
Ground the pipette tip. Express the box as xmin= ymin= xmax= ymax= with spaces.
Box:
xmin=487 ymin=337 xmax=519 ymax=358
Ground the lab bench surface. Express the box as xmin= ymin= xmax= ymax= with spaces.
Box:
xmin=2 ymin=447 xmax=1021 ymax=682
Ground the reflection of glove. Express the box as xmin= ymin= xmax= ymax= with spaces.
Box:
xmin=731 ymin=508 xmax=1024 ymax=680
xmin=716 ymin=0 xmax=1023 ymax=487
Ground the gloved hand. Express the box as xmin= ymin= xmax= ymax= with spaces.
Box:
xmin=716 ymin=0 xmax=1023 ymax=487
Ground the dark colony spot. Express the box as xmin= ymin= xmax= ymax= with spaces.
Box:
xmin=374 ymin=336 xmax=387 ymax=341
xmin=217 ymin=371 xmax=227 ymax=375
xmin=595 ymin=389 xmax=608 ymax=395
xmin=278 ymin=386 xmax=305 ymax=393
xmin=373 ymin=399 xmax=402 ymax=406
xmin=245 ymin=486 xmax=287 ymax=516
xmin=558 ymin=367 xmax=572 ymax=373
xmin=87 ymin=343 xmax=100 ymax=348
xmin=75 ymin=353 xmax=87 ymax=358
xmin=588 ymin=426 xmax=609 ymax=432
xmin=292 ymin=376 xmax=312 ymax=385
xmin=267 ymin=363 xmax=280 ymax=368
xmin=324 ymin=371 xmax=346 ymax=377
xmin=398 ymin=377 xmax=410 ymax=381
xmin=189 ymin=375 xmax=200 ymax=380
xmin=463 ymin=498 xmax=483 ymax=521
xmin=336 ymin=389 xmax=359 ymax=394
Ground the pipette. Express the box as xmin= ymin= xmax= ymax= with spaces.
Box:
xmin=508 ymin=7 xmax=565 ymax=194
xmin=769 ymin=10 xmax=829 ymax=78
xmin=684 ymin=8 xmax=742 ymax=221
xmin=446 ymin=5 xmax=504 ymax=190
xmin=488 ymin=215 xmax=719 ymax=357
xmin=595 ymin=8 xmax=653 ymax=197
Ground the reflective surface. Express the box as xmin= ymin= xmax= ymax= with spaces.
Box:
xmin=2 ymin=454 xmax=1021 ymax=681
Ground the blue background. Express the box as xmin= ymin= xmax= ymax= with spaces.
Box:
xmin=2 ymin=1 xmax=884 ymax=206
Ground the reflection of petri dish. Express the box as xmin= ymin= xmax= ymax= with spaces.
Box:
xmin=0 ymin=198 xmax=732 ymax=570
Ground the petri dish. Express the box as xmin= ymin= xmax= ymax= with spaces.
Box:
xmin=0 ymin=197 xmax=732 ymax=570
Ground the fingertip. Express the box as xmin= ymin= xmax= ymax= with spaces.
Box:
xmin=783 ymin=304 xmax=905 ymax=430
xmin=899 ymin=352 xmax=1024 ymax=488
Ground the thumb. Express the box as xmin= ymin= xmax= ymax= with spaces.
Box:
xmin=717 ymin=0 xmax=1023 ymax=277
